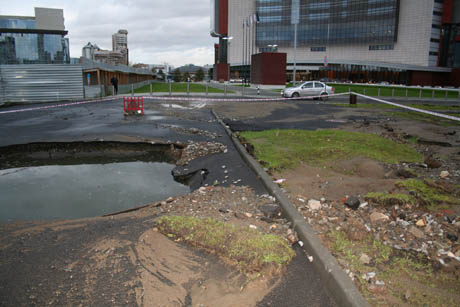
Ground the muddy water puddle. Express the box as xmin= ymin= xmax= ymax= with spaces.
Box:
xmin=0 ymin=162 xmax=188 ymax=221
xmin=0 ymin=142 xmax=189 ymax=221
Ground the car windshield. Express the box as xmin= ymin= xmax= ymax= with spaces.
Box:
xmin=301 ymin=82 xmax=313 ymax=88
xmin=314 ymin=82 xmax=324 ymax=88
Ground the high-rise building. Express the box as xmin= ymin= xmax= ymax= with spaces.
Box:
xmin=0 ymin=7 xmax=70 ymax=64
xmin=112 ymin=29 xmax=128 ymax=65
xmin=211 ymin=0 xmax=460 ymax=86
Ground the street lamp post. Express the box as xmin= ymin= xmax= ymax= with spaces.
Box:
xmin=292 ymin=0 xmax=300 ymax=86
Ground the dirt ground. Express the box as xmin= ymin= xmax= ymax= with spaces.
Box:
xmin=0 ymin=185 xmax=296 ymax=307
xmin=2 ymin=97 xmax=459 ymax=306
xmin=213 ymin=99 xmax=460 ymax=306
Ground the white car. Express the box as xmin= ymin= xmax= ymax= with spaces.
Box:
xmin=282 ymin=81 xmax=334 ymax=100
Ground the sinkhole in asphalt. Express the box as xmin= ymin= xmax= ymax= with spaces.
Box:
xmin=0 ymin=141 xmax=189 ymax=221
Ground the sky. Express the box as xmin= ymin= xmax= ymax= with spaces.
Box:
xmin=0 ymin=0 xmax=217 ymax=67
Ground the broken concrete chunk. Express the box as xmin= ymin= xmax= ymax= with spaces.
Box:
xmin=370 ymin=212 xmax=389 ymax=224
xmin=307 ymin=199 xmax=322 ymax=211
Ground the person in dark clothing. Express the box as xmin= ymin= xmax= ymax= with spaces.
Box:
xmin=110 ymin=76 xmax=118 ymax=95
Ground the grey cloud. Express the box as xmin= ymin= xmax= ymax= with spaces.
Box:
xmin=3 ymin=0 xmax=216 ymax=66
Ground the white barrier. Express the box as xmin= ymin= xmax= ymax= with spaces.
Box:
xmin=353 ymin=92 xmax=460 ymax=122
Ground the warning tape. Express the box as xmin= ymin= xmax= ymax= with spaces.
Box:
xmin=0 ymin=97 xmax=115 ymax=115
xmin=1 ymin=92 xmax=457 ymax=123
xmin=140 ymin=92 xmax=350 ymax=103
xmin=353 ymin=92 xmax=460 ymax=122
xmin=0 ymin=93 xmax=349 ymax=115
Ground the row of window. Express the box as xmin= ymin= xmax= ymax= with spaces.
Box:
xmin=369 ymin=44 xmax=394 ymax=50
xmin=0 ymin=18 xmax=36 ymax=30
xmin=258 ymin=9 xmax=398 ymax=24
xmin=0 ymin=32 xmax=69 ymax=64
xmin=256 ymin=0 xmax=399 ymax=46
xmin=311 ymin=47 xmax=326 ymax=52
xmin=260 ymin=45 xmax=400 ymax=52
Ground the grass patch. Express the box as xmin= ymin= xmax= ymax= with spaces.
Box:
xmin=156 ymin=216 xmax=295 ymax=271
xmin=239 ymin=129 xmax=423 ymax=170
xmin=396 ymin=179 xmax=460 ymax=209
xmin=365 ymin=179 xmax=459 ymax=210
xmin=329 ymin=230 xmax=460 ymax=306
xmin=283 ymin=82 xmax=459 ymax=99
xmin=386 ymin=111 xmax=460 ymax=126
xmin=331 ymin=103 xmax=396 ymax=109
xmin=329 ymin=84 xmax=459 ymax=99
xmin=333 ymin=103 xmax=460 ymax=112
xmin=364 ymin=192 xmax=414 ymax=206
xmin=134 ymin=82 xmax=227 ymax=94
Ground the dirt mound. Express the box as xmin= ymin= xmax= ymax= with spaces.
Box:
xmin=135 ymin=229 xmax=277 ymax=307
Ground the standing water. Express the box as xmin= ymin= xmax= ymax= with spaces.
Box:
xmin=0 ymin=141 xmax=190 ymax=221
xmin=0 ymin=161 xmax=189 ymax=221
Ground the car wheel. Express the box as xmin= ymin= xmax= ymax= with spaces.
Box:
xmin=292 ymin=92 xmax=300 ymax=98
xmin=320 ymin=92 xmax=328 ymax=101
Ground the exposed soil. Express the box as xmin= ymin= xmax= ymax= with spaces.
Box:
xmin=277 ymin=158 xmax=396 ymax=201
xmin=3 ymin=96 xmax=459 ymax=306
xmin=237 ymin=105 xmax=460 ymax=306
xmin=0 ymin=186 xmax=294 ymax=307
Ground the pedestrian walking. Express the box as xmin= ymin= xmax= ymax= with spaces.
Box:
xmin=110 ymin=76 xmax=118 ymax=95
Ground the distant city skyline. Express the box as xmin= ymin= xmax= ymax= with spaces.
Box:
xmin=0 ymin=0 xmax=216 ymax=67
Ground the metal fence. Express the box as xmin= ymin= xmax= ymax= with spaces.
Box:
xmin=0 ymin=64 xmax=84 ymax=104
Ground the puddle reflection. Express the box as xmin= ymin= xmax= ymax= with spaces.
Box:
xmin=0 ymin=162 xmax=189 ymax=221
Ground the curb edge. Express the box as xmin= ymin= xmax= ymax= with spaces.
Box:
xmin=211 ymin=109 xmax=370 ymax=307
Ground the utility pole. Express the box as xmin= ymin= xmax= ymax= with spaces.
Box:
xmin=292 ymin=0 xmax=300 ymax=86
xmin=242 ymin=19 xmax=245 ymax=71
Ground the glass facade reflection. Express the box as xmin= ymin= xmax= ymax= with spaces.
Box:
xmin=256 ymin=0 xmax=400 ymax=47
xmin=0 ymin=17 xmax=69 ymax=64
xmin=0 ymin=18 xmax=36 ymax=29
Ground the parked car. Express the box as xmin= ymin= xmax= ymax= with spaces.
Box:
xmin=319 ymin=77 xmax=333 ymax=83
xmin=281 ymin=81 xmax=334 ymax=100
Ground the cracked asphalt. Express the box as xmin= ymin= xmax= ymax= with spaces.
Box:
xmin=0 ymin=97 xmax=341 ymax=307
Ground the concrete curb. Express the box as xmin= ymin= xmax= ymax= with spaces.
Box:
xmin=211 ymin=109 xmax=370 ymax=307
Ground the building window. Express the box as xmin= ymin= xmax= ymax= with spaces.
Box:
xmin=308 ymin=13 xmax=329 ymax=20
xmin=259 ymin=16 xmax=282 ymax=23
xmin=311 ymin=47 xmax=326 ymax=52
xmin=369 ymin=44 xmax=394 ymax=50
xmin=309 ymin=3 xmax=330 ymax=9
xmin=431 ymin=38 xmax=440 ymax=43
xmin=429 ymin=51 xmax=439 ymax=56
xmin=432 ymin=24 xmax=441 ymax=29
xmin=367 ymin=6 xmax=394 ymax=16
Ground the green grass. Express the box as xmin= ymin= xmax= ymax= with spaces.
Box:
xmin=365 ymin=192 xmax=414 ymax=206
xmin=156 ymin=216 xmax=295 ymax=272
xmin=134 ymin=82 xmax=228 ymax=94
xmin=365 ymin=179 xmax=460 ymax=210
xmin=330 ymin=84 xmax=459 ymax=99
xmin=396 ymin=179 xmax=460 ymax=208
xmin=329 ymin=230 xmax=460 ymax=306
xmin=282 ymin=83 xmax=459 ymax=99
xmin=239 ymin=129 xmax=423 ymax=170
xmin=332 ymin=103 xmax=460 ymax=111
xmin=387 ymin=111 xmax=460 ymax=126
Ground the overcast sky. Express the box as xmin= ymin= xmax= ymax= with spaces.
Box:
xmin=0 ymin=0 xmax=216 ymax=67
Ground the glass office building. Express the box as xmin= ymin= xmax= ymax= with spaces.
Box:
xmin=256 ymin=0 xmax=399 ymax=47
xmin=213 ymin=0 xmax=457 ymax=85
xmin=0 ymin=15 xmax=70 ymax=64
